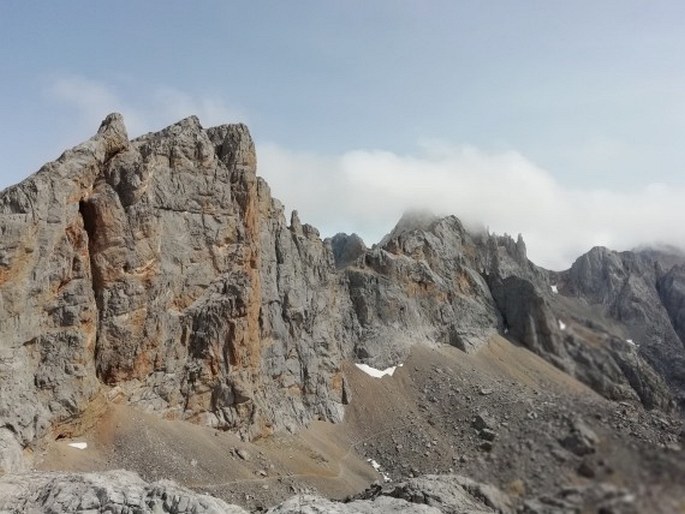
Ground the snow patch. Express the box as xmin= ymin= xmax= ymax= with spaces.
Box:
xmin=550 ymin=284 xmax=558 ymax=294
xmin=68 ymin=442 xmax=88 ymax=450
xmin=626 ymin=339 xmax=639 ymax=347
xmin=355 ymin=363 xmax=403 ymax=378
xmin=558 ymin=320 xmax=566 ymax=331
xmin=368 ymin=458 xmax=391 ymax=482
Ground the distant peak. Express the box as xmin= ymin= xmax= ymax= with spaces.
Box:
xmin=379 ymin=209 xmax=439 ymax=246
xmin=396 ymin=209 xmax=439 ymax=228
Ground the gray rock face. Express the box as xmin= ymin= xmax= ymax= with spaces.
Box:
xmin=0 ymin=470 xmax=638 ymax=514
xmin=345 ymin=214 xmax=501 ymax=367
xmin=267 ymin=495 xmax=443 ymax=514
xmin=0 ymin=113 xmax=350 ymax=463
xmin=0 ymin=114 xmax=124 ymax=449
xmin=382 ymin=474 xmax=515 ymax=513
xmin=342 ymin=212 xmax=674 ymax=411
xmin=559 ymin=419 xmax=599 ymax=456
xmin=488 ymin=268 xmax=672 ymax=409
xmin=0 ymin=429 xmax=25 ymax=475
xmin=267 ymin=474 xmax=513 ymax=514
xmin=0 ymin=470 xmax=247 ymax=514
xmin=658 ymin=265 xmax=685 ymax=351
xmin=561 ymin=246 xmax=685 ymax=408
xmin=0 ymin=471 xmax=513 ymax=514
xmin=329 ymin=232 xmax=367 ymax=269
xmin=520 ymin=483 xmax=639 ymax=514
xmin=254 ymin=196 xmax=352 ymax=434
xmin=482 ymin=243 xmax=675 ymax=411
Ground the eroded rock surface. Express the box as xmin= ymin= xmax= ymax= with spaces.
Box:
xmin=267 ymin=474 xmax=513 ymax=514
xmin=560 ymin=246 xmax=685 ymax=408
xmin=0 ymin=114 xmax=351 ymax=459
xmin=0 ymin=470 xmax=246 ymax=514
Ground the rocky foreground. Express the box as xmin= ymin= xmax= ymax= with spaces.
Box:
xmin=1 ymin=114 xmax=684 ymax=512
xmin=0 ymin=470 xmax=644 ymax=513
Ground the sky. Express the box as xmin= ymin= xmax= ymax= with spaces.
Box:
xmin=1 ymin=1 xmax=684 ymax=269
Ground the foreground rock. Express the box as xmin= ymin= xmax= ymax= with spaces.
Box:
xmin=0 ymin=470 xmax=247 ymax=513
xmin=0 ymin=470 xmax=520 ymax=514
xmin=268 ymin=474 xmax=640 ymax=514
xmin=354 ymin=474 xmax=515 ymax=513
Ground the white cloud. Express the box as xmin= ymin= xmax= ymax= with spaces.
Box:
xmin=148 ymin=86 xmax=240 ymax=129
xmin=47 ymin=75 xmax=243 ymax=139
xmin=259 ymin=142 xmax=685 ymax=270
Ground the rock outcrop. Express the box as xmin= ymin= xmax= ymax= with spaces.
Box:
xmin=0 ymin=470 xmax=247 ymax=513
xmin=268 ymin=474 xmax=515 ymax=513
xmin=0 ymin=114 xmax=124 ymax=453
xmin=0 ymin=468 xmax=645 ymax=514
xmin=342 ymin=214 xmax=501 ymax=366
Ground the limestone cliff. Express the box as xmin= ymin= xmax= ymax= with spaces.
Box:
xmin=0 ymin=114 xmax=350 ymax=465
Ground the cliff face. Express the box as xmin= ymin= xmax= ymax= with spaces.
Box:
xmin=0 ymin=114 xmax=350 ymax=461
xmin=0 ymin=114 xmax=683 ymax=471
xmin=560 ymin=247 xmax=685 ymax=408
xmin=0 ymin=115 xmax=125 ymax=461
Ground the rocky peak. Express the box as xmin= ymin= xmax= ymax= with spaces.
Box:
xmin=378 ymin=210 xmax=443 ymax=248
xmin=0 ymin=113 xmax=349 ymax=458
xmin=328 ymin=232 xmax=367 ymax=269
xmin=206 ymin=122 xmax=256 ymax=171
xmin=96 ymin=112 xmax=130 ymax=156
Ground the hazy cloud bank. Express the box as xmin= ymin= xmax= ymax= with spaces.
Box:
xmin=259 ymin=143 xmax=685 ymax=270
xmin=48 ymin=75 xmax=243 ymax=140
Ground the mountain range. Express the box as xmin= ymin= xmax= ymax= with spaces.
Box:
xmin=0 ymin=115 xmax=683 ymax=513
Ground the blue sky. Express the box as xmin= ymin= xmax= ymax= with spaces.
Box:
xmin=1 ymin=1 xmax=685 ymax=268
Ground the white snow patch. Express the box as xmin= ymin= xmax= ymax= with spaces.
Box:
xmin=551 ymin=284 xmax=558 ymax=294
xmin=68 ymin=442 xmax=88 ymax=450
xmin=368 ymin=458 xmax=391 ymax=482
xmin=355 ymin=363 xmax=402 ymax=378
xmin=558 ymin=320 xmax=566 ymax=331
xmin=626 ymin=339 xmax=638 ymax=347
